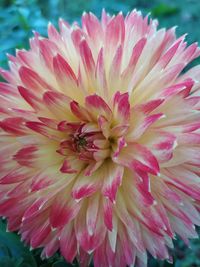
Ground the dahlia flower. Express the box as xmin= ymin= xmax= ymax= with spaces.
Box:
xmin=0 ymin=9 xmax=200 ymax=267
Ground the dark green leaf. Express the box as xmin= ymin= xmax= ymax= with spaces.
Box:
xmin=152 ymin=3 xmax=180 ymax=17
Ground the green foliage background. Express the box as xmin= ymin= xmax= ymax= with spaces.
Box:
xmin=0 ymin=0 xmax=200 ymax=266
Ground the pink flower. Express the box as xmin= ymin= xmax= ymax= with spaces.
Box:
xmin=0 ymin=9 xmax=200 ymax=267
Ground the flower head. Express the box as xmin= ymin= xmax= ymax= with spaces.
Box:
xmin=0 ymin=9 xmax=200 ymax=267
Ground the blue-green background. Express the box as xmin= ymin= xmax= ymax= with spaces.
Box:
xmin=0 ymin=0 xmax=200 ymax=266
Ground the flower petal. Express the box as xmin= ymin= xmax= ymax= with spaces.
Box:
xmin=102 ymin=161 xmax=124 ymax=203
xmin=85 ymin=94 xmax=112 ymax=121
xmin=72 ymin=168 xmax=103 ymax=200
xmin=113 ymin=143 xmax=160 ymax=176
xmin=113 ymin=91 xmax=130 ymax=125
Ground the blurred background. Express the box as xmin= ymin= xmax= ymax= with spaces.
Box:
xmin=0 ymin=0 xmax=200 ymax=266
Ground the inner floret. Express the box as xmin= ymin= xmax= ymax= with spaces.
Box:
xmin=55 ymin=91 xmax=131 ymax=171
xmin=57 ymin=122 xmax=108 ymax=162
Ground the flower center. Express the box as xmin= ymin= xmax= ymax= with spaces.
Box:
xmin=58 ymin=122 xmax=109 ymax=163
xmin=74 ymin=136 xmax=88 ymax=152
xmin=108 ymin=136 xmax=116 ymax=145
